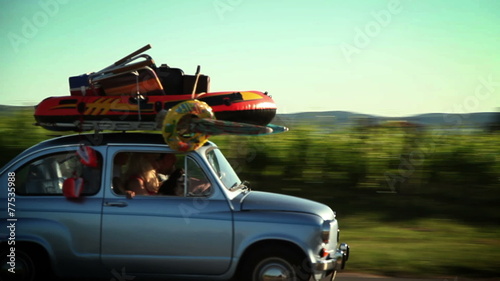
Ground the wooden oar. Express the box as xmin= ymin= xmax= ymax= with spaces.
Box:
xmin=191 ymin=65 xmax=201 ymax=100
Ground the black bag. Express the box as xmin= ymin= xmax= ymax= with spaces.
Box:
xmin=156 ymin=64 xmax=184 ymax=95
xmin=183 ymin=74 xmax=210 ymax=95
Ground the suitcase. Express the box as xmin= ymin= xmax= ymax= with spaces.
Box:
xmin=69 ymin=73 xmax=102 ymax=96
xmin=98 ymin=67 xmax=165 ymax=96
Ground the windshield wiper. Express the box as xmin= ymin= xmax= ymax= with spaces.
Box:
xmin=229 ymin=180 xmax=250 ymax=192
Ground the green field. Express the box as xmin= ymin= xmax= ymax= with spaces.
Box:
xmin=1 ymin=109 xmax=499 ymax=278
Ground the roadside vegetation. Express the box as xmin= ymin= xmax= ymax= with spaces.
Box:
xmin=214 ymin=119 xmax=500 ymax=278
xmin=1 ymin=108 xmax=499 ymax=278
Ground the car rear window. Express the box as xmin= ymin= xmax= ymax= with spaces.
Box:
xmin=15 ymin=151 xmax=102 ymax=196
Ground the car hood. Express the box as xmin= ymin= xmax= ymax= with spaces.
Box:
xmin=240 ymin=191 xmax=334 ymax=220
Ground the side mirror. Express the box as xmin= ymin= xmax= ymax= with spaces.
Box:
xmin=63 ymin=177 xmax=84 ymax=199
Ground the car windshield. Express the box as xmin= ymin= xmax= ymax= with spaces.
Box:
xmin=206 ymin=148 xmax=242 ymax=191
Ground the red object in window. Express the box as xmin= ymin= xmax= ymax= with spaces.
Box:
xmin=63 ymin=177 xmax=83 ymax=198
xmin=77 ymin=145 xmax=98 ymax=168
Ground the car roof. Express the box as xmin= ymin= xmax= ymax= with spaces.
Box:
xmin=1 ymin=132 xmax=215 ymax=172
xmin=26 ymin=132 xmax=167 ymax=152
xmin=46 ymin=132 xmax=167 ymax=146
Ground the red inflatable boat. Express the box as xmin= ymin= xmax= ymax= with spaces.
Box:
xmin=34 ymin=44 xmax=277 ymax=132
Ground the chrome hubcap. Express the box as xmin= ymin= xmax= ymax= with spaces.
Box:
xmin=255 ymin=258 xmax=294 ymax=281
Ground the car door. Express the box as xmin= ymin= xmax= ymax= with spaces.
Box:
xmin=100 ymin=146 xmax=234 ymax=276
xmin=3 ymin=146 xmax=105 ymax=277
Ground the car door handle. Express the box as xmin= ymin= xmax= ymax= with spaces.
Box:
xmin=104 ymin=201 xmax=128 ymax=207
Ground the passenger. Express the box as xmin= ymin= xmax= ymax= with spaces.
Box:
xmin=155 ymin=153 xmax=187 ymax=196
xmin=153 ymin=153 xmax=177 ymax=182
xmin=123 ymin=153 xmax=160 ymax=196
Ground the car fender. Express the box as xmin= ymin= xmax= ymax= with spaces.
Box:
xmin=232 ymin=210 xmax=324 ymax=265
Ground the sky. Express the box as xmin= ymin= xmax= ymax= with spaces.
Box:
xmin=0 ymin=0 xmax=498 ymax=117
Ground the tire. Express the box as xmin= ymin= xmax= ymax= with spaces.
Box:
xmin=0 ymin=245 xmax=50 ymax=281
xmin=238 ymin=246 xmax=311 ymax=281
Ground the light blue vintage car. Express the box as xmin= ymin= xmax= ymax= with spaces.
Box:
xmin=0 ymin=132 xmax=349 ymax=281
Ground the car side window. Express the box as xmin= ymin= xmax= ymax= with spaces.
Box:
xmin=15 ymin=151 xmax=102 ymax=196
xmin=185 ymin=157 xmax=212 ymax=197
xmin=112 ymin=152 xmax=130 ymax=195
xmin=117 ymin=152 xmax=184 ymax=197
xmin=114 ymin=152 xmax=211 ymax=197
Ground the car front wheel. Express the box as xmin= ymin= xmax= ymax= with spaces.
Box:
xmin=240 ymin=247 xmax=311 ymax=281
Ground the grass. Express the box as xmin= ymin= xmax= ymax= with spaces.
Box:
xmin=339 ymin=216 xmax=500 ymax=278
xmin=249 ymin=180 xmax=500 ymax=279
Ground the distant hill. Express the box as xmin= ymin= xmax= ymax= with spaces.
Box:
xmin=274 ymin=111 xmax=499 ymax=129
xmin=0 ymin=105 xmax=34 ymax=115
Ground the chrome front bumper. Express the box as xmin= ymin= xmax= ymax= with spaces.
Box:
xmin=313 ymin=243 xmax=350 ymax=280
